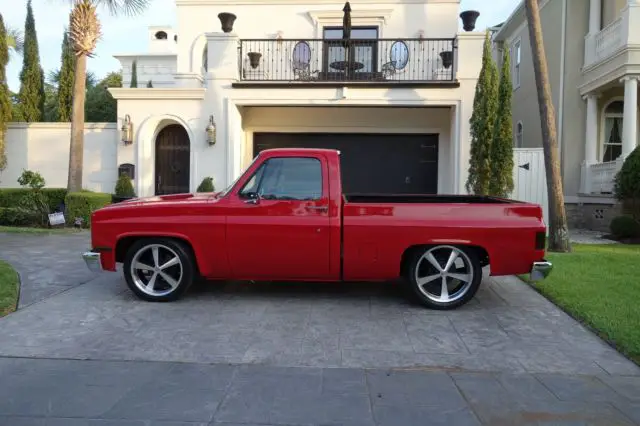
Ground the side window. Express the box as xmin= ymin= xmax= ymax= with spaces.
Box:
xmin=239 ymin=162 xmax=266 ymax=198
xmin=241 ymin=157 xmax=323 ymax=200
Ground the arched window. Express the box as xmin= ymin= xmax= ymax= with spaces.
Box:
xmin=602 ymin=100 xmax=623 ymax=162
xmin=202 ymin=45 xmax=208 ymax=72
xmin=154 ymin=31 xmax=167 ymax=40
xmin=515 ymin=121 xmax=523 ymax=147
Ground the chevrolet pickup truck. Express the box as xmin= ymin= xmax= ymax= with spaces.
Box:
xmin=83 ymin=147 xmax=552 ymax=310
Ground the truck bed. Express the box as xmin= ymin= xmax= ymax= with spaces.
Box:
xmin=343 ymin=194 xmax=522 ymax=204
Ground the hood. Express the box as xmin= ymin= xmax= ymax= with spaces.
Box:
xmin=103 ymin=192 xmax=220 ymax=209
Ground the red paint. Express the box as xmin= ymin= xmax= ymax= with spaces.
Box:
xmin=90 ymin=149 xmax=547 ymax=281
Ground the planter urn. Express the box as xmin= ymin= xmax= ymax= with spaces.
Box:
xmin=247 ymin=52 xmax=262 ymax=69
xmin=440 ymin=50 xmax=453 ymax=69
xmin=218 ymin=12 xmax=237 ymax=33
xmin=460 ymin=10 xmax=480 ymax=32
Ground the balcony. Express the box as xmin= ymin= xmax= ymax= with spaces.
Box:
xmin=235 ymin=38 xmax=458 ymax=87
xmin=584 ymin=4 xmax=640 ymax=69
xmin=580 ymin=158 xmax=624 ymax=195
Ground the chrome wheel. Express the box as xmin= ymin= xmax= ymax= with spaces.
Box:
xmin=130 ymin=243 xmax=184 ymax=297
xmin=413 ymin=245 xmax=474 ymax=304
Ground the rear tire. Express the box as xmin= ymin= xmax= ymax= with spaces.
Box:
xmin=405 ymin=245 xmax=482 ymax=310
xmin=123 ymin=238 xmax=196 ymax=302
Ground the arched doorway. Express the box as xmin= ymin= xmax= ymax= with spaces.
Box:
xmin=155 ymin=124 xmax=190 ymax=195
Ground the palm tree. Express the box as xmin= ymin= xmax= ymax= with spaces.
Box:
xmin=47 ymin=68 xmax=97 ymax=89
xmin=6 ymin=26 xmax=24 ymax=56
xmin=66 ymin=0 xmax=150 ymax=192
xmin=524 ymin=0 xmax=571 ymax=252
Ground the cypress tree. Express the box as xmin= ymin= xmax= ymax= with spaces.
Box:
xmin=57 ymin=28 xmax=75 ymax=122
xmin=466 ymin=30 xmax=499 ymax=195
xmin=17 ymin=0 xmax=45 ymax=122
xmin=130 ymin=60 xmax=137 ymax=87
xmin=0 ymin=14 xmax=11 ymax=174
xmin=489 ymin=47 xmax=515 ymax=197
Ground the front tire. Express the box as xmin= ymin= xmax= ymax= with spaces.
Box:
xmin=123 ymin=238 xmax=196 ymax=302
xmin=406 ymin=245 xmax=482 ymax=310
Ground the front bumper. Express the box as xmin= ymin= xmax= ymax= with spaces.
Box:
xmin=82 ymin=251 xmax=102 ymax=273
xmin=530 ymin=260 xmax=553 ymax=281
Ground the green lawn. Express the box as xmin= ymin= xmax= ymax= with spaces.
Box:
xmin=524 ymin=243 xmax=640 ymax=365
xmin=0 ymin=260 xmax=19 ymax=317
xmin=0 ymin=226 xmax=85 ymax=235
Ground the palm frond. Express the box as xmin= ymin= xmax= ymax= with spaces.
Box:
xmin=93 ymin=0 xmax=151 ymax=17
xmin=6 ymin=26 xmax=24 ymax=54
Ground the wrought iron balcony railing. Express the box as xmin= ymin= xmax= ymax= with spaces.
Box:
xmin=238 ymin=38 xmax=457 ymax=84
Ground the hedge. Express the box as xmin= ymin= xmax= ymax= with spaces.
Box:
xmin=0 ymin=188 xmax=67 ymax=212
xmin=64 ymin=191 xmax=111 ymax=228
xmin=0 ymin=207 xmax=33 ymax=226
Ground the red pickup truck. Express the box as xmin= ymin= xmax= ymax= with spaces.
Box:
xmin=83 ymin=148 xmax=552 ymax=310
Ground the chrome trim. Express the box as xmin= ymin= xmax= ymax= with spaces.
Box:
xmin=530 ymin=260 xmax=553 ymax=282
xmin=82 ymin=251 xmax=102 ymax=273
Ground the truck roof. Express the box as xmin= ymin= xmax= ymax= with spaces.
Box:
xmin=258 ymin=147 xmax=340 ymax=156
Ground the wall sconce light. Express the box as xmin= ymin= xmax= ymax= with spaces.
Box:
xmin=417 ymin=29 xmax=424 ymax=43
xmin=276 ymin=30 xmax=284 ymax=43
xmin=206 ymin=115 xmax=216 ymax=145
xmin=121 ymin=114 xmax=133 ymax=145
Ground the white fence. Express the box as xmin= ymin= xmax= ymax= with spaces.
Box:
xmin=510 ymin=148 xmax=549 ymax=229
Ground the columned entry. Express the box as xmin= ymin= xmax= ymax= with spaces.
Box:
xmin=155 ymin=124 xmax=190 ymax=195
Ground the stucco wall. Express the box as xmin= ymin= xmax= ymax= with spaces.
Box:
xmin=602 ymin=0 xmax=626 ymax=28
xmin=0 ymin=123 xmax=118 ymax=193
xmin=117 ymin=55 xmax=178 ymax=88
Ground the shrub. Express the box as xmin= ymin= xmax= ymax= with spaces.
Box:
xmin=114 ymin=173 xmax=136 ymax=197
xmin=196 ymin=177 xmax=214 ymax=192
xmin=64 ymin=191 xmax=111 ymax=228
xmin=610 ymin=215 xmax=640 ymax=239
xmin=0 ymin=207 xmax=33 ymax=226
xmin=14 ymin=170 xmax=50 ymax=226
xmin=614 ymin=145 xmax=640 ymax=219
xmin=0 ymin=188 xmax=67 ymax=211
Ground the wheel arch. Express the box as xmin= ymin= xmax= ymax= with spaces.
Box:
xmin=115 ymin=234 xmax=202 ymax=276
xmin=400 ymin=243 xmax=490 ymax=278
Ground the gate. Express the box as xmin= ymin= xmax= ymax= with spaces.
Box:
xmin=510 ymin=148 xmax=549 ymax=230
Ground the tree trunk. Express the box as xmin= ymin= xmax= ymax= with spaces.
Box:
xmin=524 ymin=0 xmax=571 ymax=252
xmin=67 ymin=53 xmax=86 ymax=192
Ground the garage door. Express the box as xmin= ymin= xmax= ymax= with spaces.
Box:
xmin=253 ymin=132 xmax=439 ymax=194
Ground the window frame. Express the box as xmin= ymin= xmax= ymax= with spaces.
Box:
xmin=512 ymin=38 xmax=521 ymax=90
xmin=238 ymin=156 xmax=324 ymax=201
xmin=600 ymin=98 xmax=625 ymax=163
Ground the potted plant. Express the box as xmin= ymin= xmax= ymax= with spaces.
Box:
xmin=112 ymin=173 xmax=137 ymax=203
xmin=460 ymin=10 xmax=480 ymax=32
xmin=218 ymin=12 xmax=237 ymax=33
xmin=247 ymin=52 xmax=262 ymax=69
xmin=440 ymin=50 xmax=453 ymax=69
xmin=196 ymin=177 xmax=215 ymax=192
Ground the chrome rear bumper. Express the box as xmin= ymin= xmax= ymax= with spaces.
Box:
xmin=82 ymin=251 xmax=102 ymax=273
xmin=530 ymin=260 xmax=553 ymax=282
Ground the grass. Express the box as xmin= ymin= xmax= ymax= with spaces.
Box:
xmin=0 ymin=226 xmax=85 ymax=234
xmin=522 ymin=243 xmax=640 ymax=365
xmin=0 ymin=260 xmax=19 ymax=317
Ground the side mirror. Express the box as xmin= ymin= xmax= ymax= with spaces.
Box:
xmin=243 ymin=192 xmax=261 ymax=204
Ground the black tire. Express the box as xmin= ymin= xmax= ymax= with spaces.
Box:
xmin=405 ymin=245 xmax=482 ymax=310
xmin=123 ymin=238 xmax=196 ymax=302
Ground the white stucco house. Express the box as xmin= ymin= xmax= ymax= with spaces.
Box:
xmin=101 ymin=0 xmax=486 ymax=198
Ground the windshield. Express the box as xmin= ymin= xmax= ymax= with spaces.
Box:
xmin=216 ymin=156 xmax=260 ymax=198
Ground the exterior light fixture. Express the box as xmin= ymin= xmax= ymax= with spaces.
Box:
xmin=121 ymin=114 xmax=133 ymax=145
xmin=206 ymin=115 xmax=216 ymax=145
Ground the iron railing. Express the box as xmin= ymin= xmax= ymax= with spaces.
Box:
xmin=238 ymin=38 xmax=456 ymax=83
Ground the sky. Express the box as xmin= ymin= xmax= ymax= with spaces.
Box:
xmin=2 ymin=0 xmax=519 ymax=92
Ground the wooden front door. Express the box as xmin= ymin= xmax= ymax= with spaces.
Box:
xmin=155 ymin=124 xmax=190 ymax=195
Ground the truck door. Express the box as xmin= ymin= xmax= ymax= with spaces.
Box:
xmin=225 ymin=155 xmax=332 ymax=280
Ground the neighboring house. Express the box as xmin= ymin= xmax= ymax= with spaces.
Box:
xmin=103 ymin=0 xmax=486 ymax=199
xmin=493 ymin=0 xmax=639 ymax=231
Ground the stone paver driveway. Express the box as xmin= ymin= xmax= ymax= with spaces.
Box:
xmin=1 ymin=231 xmax=639 ymax=425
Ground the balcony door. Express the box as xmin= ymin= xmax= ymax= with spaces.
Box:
xmin=322 ymin=26 xmax=378 ymax=80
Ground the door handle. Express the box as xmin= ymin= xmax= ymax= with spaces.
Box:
xmin=306 ymin=205 xmax=328 ymax=212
